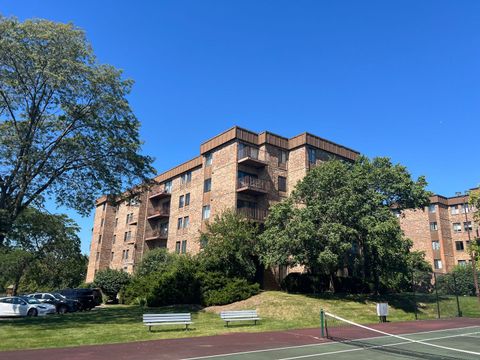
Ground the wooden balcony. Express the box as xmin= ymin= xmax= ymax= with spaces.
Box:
xmin=237 ymin=207 xmax=268 ymax=222
xmin=147 ymin=208 xmax=170 ymax=220
xmin=237 ymin=177 xmax=269 ymax=195
xmin=145 ymin=229 xmax=168 ymax=241
xmin=238 ymin=147 xmax=267 ymax=168
xmin=149 ymin=188 xmax=171 ymax=200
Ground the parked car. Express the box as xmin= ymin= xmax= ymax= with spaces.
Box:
xmin=27 ymin=292 xmax=79 ymax=313
xmin=0 ymin=296 xmax=55 ymax=317
xmin=57 ymin=288 xmax=102 ymax=310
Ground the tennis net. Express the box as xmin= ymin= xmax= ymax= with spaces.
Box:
xmin=321 ymin=310 xmax=480 ymax=360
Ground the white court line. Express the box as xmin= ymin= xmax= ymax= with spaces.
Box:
xmin=182 ymin=325 xmax=480 ymax=360
xmin=277 ymin=331 xmax=480 ymax=360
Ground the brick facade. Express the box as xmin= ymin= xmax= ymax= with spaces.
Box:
xmin=400 ymin=191 xmax=479 ymax=273
xmin=85 ymin=126 xmax=359 ymax=282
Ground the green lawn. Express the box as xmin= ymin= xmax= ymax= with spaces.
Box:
xmin=0 ymin=291 xmax=479 ymax=351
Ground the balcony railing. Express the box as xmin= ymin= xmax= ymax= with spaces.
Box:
xmin=237 ymin=176 xmax=269 ymax=194
xmin=237 ymin=207 xmax=268 ymax=222
xmin=238 ymin=146 xmax=267 ymax=167
xmin=147 ymin=207 xmax=170 ymax=220
xmin=145 ymin=228 xmax=168 ymax=240
xmin=149 ymin=188 xmax=172 ymax=200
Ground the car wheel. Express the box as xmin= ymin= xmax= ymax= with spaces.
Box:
xmin=58 ymin=306 xmax=67 ymax=314
xmin=27 ymin=308 xmax=38 ymax=317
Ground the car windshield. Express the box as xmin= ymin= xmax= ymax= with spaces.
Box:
xmin=53 ymin=293 xmax=66 ymax=300
xmin=21 ymin=297 xmax=40 ymax=304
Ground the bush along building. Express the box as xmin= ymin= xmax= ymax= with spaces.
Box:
xmin=85 ymin=126 xmax=359 ymax=283
xmin=400 ymin=190 xmax=479 ymax=273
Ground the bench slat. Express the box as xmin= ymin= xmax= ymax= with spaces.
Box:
xmin=143 ymin=313 xmax=193 ymax=331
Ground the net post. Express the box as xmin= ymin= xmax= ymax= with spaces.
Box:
xmin=320 ymin=309 xmax=325 ymax=337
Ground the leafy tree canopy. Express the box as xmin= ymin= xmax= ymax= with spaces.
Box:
xmin=0 ymin=207 xmax=87 ymax=293
xmin=134 ymin=248 xmax=177 ymax=277
xmin=259 ymin=156 xmax=431 ymax=293
xmin=198 ymin=210 xmax=260 ymax=281
xmin=0 ymin=16 xmax=155 ymax=244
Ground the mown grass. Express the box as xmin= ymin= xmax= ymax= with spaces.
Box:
xmin=0 ymin=291 xmax=478 ymax=351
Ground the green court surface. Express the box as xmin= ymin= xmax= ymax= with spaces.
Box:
xmin=185 ymin=326 xmax=480 ymax=360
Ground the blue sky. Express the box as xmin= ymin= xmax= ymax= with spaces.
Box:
xmin=3 ymin=1 xmax=479 ymax=254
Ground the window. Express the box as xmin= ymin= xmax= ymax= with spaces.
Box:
xmin=175 ymin=241 xmax=181 ymax=254
xmin=455 ymin=241 xmax=465 ymax=251
xmin=464 ymin=221 xmax=472 ymax=232
xmin=185 ymin=193 xmax=190 ymax=206
xmin=279 ymin=150 xmax=288 ymax=165
xmin=458 ymin=260 xmax=467 ymax=266
xmin=428 ymin=204 xmax=436 ymax=213
xmin=102 ymin=203 xmax=106 ymax=211
xmin=96 ymin=252 xmax=99 ymax=261
xmin=181 ymin=171 xmax=192 ymax=184
xmin=115 ymin=218 xmax=118 ymax=228
xmin=125 ymin=249 xmax=129 ymax=260
xmin=164 ymin=180 xmax=173 ymax=193
xmin=124 ymin=231 xmax=131 ymax=242
xmin=462 ymin=203 xmax=470 ymax=214
xmin=200 ymin=235 xmax=208 ymax=249
xmin=430 ymin=222 xmax=438 ymax=231
xmin=101 ymin=218 xmax=104 ymax=227
xmin=204 ymin=178 xmax=211 ymax=193
xmin=111 ymin=252 xmax=114 ymax=261
xmin=278 ymin=176 xmax=287 ymax=192
xmin=453 ymin=223 xmax=462 ymax=233
xmin=177 ymin=218 xmax=183 ymax=230
xmin=308 ymin=147 xmax=316 ymax=164
xmin=179 ymin=195 xmax=185 ymax=208
xmin=434 ymin=259 xmax=442 ymax=270
xmin=122 ymin=250 xmax=125 ymax=259
xmin=202 ymin=205 xmax=211 ymax=220
xmin=183 ymin=216 xmax=190 ymax=228
xmin=205 ymin=153 xmax=213 ymax=166
xmin=450 ymin=205 xmax=459 ymax=215
xmin=113 ymin=234 xmax=116 ymax=244
xmin=181 ymin=240 xmax=187 ymax=254
xmin=126 ymin=213 xmax=132 ymax=224
xmin=98 ymin=235 xmax=102 ymax=243
xmin=432 ymin=241 xmax=440 ymax=250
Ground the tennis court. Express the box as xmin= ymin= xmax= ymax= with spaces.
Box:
xmin=184 ymin=313 xmax=480 ymax=360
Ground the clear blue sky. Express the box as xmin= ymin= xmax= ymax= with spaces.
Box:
xmin=3 ymin=1 xmax=479 ymax=254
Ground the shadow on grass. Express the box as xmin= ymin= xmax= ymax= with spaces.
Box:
xmin=3 ymin=304 xmax=206 ymax=331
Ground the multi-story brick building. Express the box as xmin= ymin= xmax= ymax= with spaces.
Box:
xmin=85 ymin=126 xmax=359 ymax=282
xmin=85 ymin=126 xmax=478 ymax=283
xmin=400 ymin=190 xmax=479 ymax=273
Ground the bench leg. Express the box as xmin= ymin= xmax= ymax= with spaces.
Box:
xmin=226 ymin=321 xmax=229 ymax=327
xmin=149 ymin=325 xmax=151 ymax=332
xmin=185 ymin=324 xmax=189 ymax=331
xmin=254 ymin=320 xmax=257 ymax=325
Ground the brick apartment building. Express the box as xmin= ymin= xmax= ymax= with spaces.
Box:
xmin=85 ymin=126 xmax=359 ymax=282
xmin=400 ymin=190 xmax=479 ymax=274
xmin=85 ymin=126 xmax=478 ymax=283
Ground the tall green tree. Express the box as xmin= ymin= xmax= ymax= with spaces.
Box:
xmin=259 ymin=157 xmax=431 ymax=293
xmin=0 ymin=16 xmax=155 ymax=245
xmin=0 ymin=207 xmax=87 ymax=294
xmin=199 ymin=210 xmax=260 ymax=281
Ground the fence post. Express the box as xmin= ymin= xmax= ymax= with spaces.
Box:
xmin=433 ymin=272 xmax=441 ymax=319
xmin=452 ymin=272 xmax=462 ymax=317
xmin=320 ymin=309 xmax=325 ymax=337
xmin=412 ymin=272 xmax=418 ymax=320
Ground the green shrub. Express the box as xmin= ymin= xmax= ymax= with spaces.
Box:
xmin=202 ymin=277 xmax=260 ymax=306
xmin=93 ymin=268 xmax=130 ymax=302
xmin=437 ymin=265 xmax=477 ymax=296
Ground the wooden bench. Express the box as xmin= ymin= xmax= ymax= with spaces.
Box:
xmin=220 ymin=310 xmax=261 ymax=327
xmin=143 ymin=313 xmax=193 ymax=331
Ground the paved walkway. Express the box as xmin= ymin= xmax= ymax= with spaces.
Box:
xmin=2 ymin=318 xmax=480 ymax=360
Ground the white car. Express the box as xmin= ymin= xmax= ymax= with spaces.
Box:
xmin=0 ymin=296 xmax=56 ymax=317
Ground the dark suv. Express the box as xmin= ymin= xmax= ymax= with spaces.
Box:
xmin=57 ymin=288 xmax=102 ymax=310
xmin=28 ymin=292 xmax=79 ymax=313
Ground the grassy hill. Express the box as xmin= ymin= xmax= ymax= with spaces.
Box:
xmin=0 ymin=291 xmax=478 ymax=351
